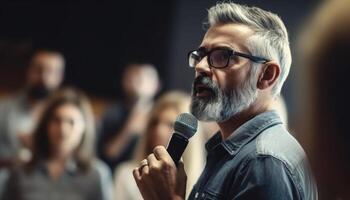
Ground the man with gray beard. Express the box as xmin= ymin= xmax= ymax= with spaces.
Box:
xmin=133 ymin=2 xmax=317 ymax=200
xmin=190 ymin=73 xmax=257 ymax=123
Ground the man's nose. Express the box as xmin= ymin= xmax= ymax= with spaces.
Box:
xmin=195 ymin=56 xmax=212 ymax=77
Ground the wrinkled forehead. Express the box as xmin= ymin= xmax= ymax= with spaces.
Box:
xmin=200 ymin=23 xmax=255 ymax=52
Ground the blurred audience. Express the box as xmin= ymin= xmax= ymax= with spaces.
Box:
xmin=1 ymin=88 xmax=113 ymax=200
xmin=97 ymin=63 xmax=160 ymax=172
xmin=0 ymin=49 xmax=65 ymax=164
xmin=298 ymin=0 xmax=350 ymax=199
xmin=0 ymin=49 xmax=65 ymax=197
xmin=114 ymin=91 xmax=205 ymax=200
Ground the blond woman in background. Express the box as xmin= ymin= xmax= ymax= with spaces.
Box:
xmin=114 ymin=91 xmax=206 ymax=200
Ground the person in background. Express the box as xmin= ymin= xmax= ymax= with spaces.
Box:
xmin=1 ymin=88 xmax=113 ymax=200
xmin=0 ymin=49 xmax=65 ymax=197
xmin=114 ymin=91 xmax=205 ymax=200
xmin=298 ymin=0 xmax=350 ymax=199
xmin=97 ymin=63 xmax=160 ymax=172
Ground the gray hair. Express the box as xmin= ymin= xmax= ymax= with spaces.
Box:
xmin=207 ymin=2 xmax=292 ymax=96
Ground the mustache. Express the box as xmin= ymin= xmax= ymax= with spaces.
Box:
xmin=192 ymin=75 xmax=218 ymax=95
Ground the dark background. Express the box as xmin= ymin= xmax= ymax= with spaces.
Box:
xmin=0 ymin=0 xmax=319 ymax=127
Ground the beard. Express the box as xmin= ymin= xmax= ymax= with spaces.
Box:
xmin=190 ymin=75 xmax=258 ymax=122
xmin=27 ymin=84 xmax=52 ymax=100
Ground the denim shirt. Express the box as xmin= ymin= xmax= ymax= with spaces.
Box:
xmin=188 ymin=111 xmax=317 ymax=200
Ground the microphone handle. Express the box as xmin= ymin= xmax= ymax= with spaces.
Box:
xmin=166 ymin=132 xmax=189 ymax=166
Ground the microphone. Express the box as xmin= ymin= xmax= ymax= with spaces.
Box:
xmin=166 ymin=113 xmax=198 ymax=165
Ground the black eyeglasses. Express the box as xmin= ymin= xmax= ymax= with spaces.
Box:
xmin=188 ymin=47 xmax=270 ymax=69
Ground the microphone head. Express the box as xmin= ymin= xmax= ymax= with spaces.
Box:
xmin=174 ymin=113 xmax=198 ymax=139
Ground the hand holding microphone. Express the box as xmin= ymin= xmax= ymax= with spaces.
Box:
xmin=133 ymin=113 xmax=198 ymax=200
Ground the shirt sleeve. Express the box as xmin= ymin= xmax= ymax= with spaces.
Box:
xmin=232 ymin=155 xmax=300 ymax=200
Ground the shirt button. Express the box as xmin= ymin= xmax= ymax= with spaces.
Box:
xmin=195 ymin=192 xmax=199 ymax=199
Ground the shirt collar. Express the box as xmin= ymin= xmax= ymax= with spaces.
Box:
xmin=205 ymin=110 xmax=283 ymax=156
xmin=38 ymin=159 xmax=79 ymax=177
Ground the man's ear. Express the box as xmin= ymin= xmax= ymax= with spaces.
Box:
xmin=257 ymin=62 xmax=280 ymax=90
